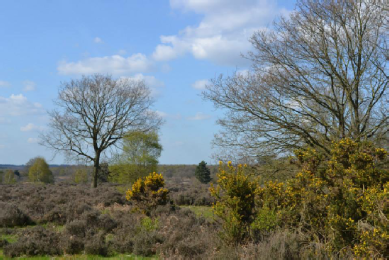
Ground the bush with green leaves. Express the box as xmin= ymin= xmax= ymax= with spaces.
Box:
xmin=28 ymin=157 xmax=54 ymax=184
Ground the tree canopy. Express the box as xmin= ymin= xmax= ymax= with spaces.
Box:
xmin=28 ymin=157 xmax=54 ymax=184
xmin=109 ymin=131 xmax=163 ymax=184
xmin=40 ymin=74 xmax=163 ymax=188
xmin=203 ymin=0 xmax=388 ymax=160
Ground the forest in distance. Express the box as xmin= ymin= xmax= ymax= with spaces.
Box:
xmin=0 ymin=0 xmax=388 ymax=259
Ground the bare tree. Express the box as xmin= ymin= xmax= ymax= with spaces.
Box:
xmin=203 ymin=0 xmax=388 ymax=159
xmin=40 ymin=74 xmax=163 ymax=188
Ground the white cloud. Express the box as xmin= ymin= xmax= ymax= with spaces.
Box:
xmin=152 ymin=0 xmax=286 ymax=66
xmin=23 ymin=80 xmax=36 ymax=92
xmin=94 ymin=37 xmax=103 ymax=43
xmin=0 ymin=81 xmax=10 ymax=88
xmin=187 ymin=112 xmax=211 ymax=120
xmin=192 ymin=79 xmax=209 ymax=90
xmin=20 ymin=123 xmax=45 ymax=132
xmin=122 ymin=74 xmax=164 ymax=88
xmin=156 ymin=110 xmax=168 ymax=118
xmin=0 ymin=94 xmax=44 ymax=116
xmin=27 ymin=138 xmax=39 ymax=144
xmin=57 ymin=53 xmax=154 ymax=76
xmin=153 ymin=44 xmax=179 ymax=61
xmin=121 ymin=74 xmax=164 ymax=97
xmin=156 ymin=110 xmax=182 ymax=120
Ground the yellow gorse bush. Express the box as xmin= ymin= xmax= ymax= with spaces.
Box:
xmin=210 ymin=161 xmax=259 ymax=244
xmin=126 ymin=172 xmax=169 ymax=215
xmin=212 ymin=139 xmax=388 ymax=257
xmin=256 ymin=139 xmax=389 ymax=257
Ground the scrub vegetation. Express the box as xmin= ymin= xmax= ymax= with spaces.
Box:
xmin=0 ymin=0 xmax=388 ymax=259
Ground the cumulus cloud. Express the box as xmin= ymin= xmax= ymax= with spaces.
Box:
xmin=20 ymin=123 xmax=45 ymax=132
xmin=94 ymin=37 xmax=103 ymax=43
xmin=27 ymin=138 xmax=39 ymax=144
xmin=120 ymin=74 xmax=164 ymax=97
xmin=0 ymin=81 xmax=10 ymax=88
xmin=187 ymin=112 xmax=211 ymax=120
xmin=152 ymin=0 xmax=286 ymax=66
xmin=0 ymin=94 xmax=44 ymax=116
xmin=122 ymin=74 xmax=164 ymax=88
xmin=57 ymin=53 xmax=154 ymax=75
xmin=192 ymin=79 xmax=209 ymax=90
xmin=23 ymin=80 xmax=36 ymax=92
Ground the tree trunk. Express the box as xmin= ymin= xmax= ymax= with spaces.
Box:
xmin=92 ymin=153 xmax=100 ymax=188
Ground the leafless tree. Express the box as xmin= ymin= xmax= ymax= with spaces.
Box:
xmin=40 ymin=74 xmax=163 ymax=188
xmin=203 ymin=0 xmax=388 ymax=160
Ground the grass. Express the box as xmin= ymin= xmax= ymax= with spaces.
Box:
xmin=41 ymin=223 xmax=65 ymax=232
xmin=180 ymin=205 xmax=214 ymax=221
xmin=1 ymin=232 xmax=18 ymax=244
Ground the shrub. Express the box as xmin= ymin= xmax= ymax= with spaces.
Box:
xmin=210 ymin=162 xmax=259 ymax=244
xmin=0 ymin=202 xmax=32 ymax=227
xmin=4 ymin=226 xmax=61 ymax=257
xmin=111 ymin=211 xmax=140 ymax=254
xmin=158 ymin=209 xmax=216 ymax=259
xmin=84 ymin=232 xmax=109 ymax=256
xmin=126 ymin=172 xmax=169 ymax=215
xmin=133 ymin=229 xmax=162 ymax=257
xmin=60 ymin=234 xmax=84 ymax=254
xmin=256 ymin=139 xmax=389 ymax=258
xmin=66 ymin=220 xmax=87 ymax=237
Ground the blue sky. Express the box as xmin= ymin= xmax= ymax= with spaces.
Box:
xmin=0 ymin=0 xmax=295 ymax=165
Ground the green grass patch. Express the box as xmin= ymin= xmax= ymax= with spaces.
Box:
xmin=1 ymin=232 xmax=18 ymax=244
xmin=180 ymin=206 xmax=214 ymax=221
xmin=40 ymin=223 xmax=65 ymax=232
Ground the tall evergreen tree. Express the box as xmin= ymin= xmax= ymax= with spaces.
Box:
xmin=195 ymin=161 xmax=212 ymax=184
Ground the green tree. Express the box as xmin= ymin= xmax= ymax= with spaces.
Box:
xmin=28 ymin=157 xmax=54 ymax=183
xmin=109 ymin=131 xmax=162 ymax=184
xmin=3 ymin=169 xmax=16 ymax=184
xmin=73 ymin=167 xmax=88 ymax=184
xmin=195 ymin=161 xmax=212 ymax=184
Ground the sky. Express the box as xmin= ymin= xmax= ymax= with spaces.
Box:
xmin=0 ymin=0 xmax=295 ymax=165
